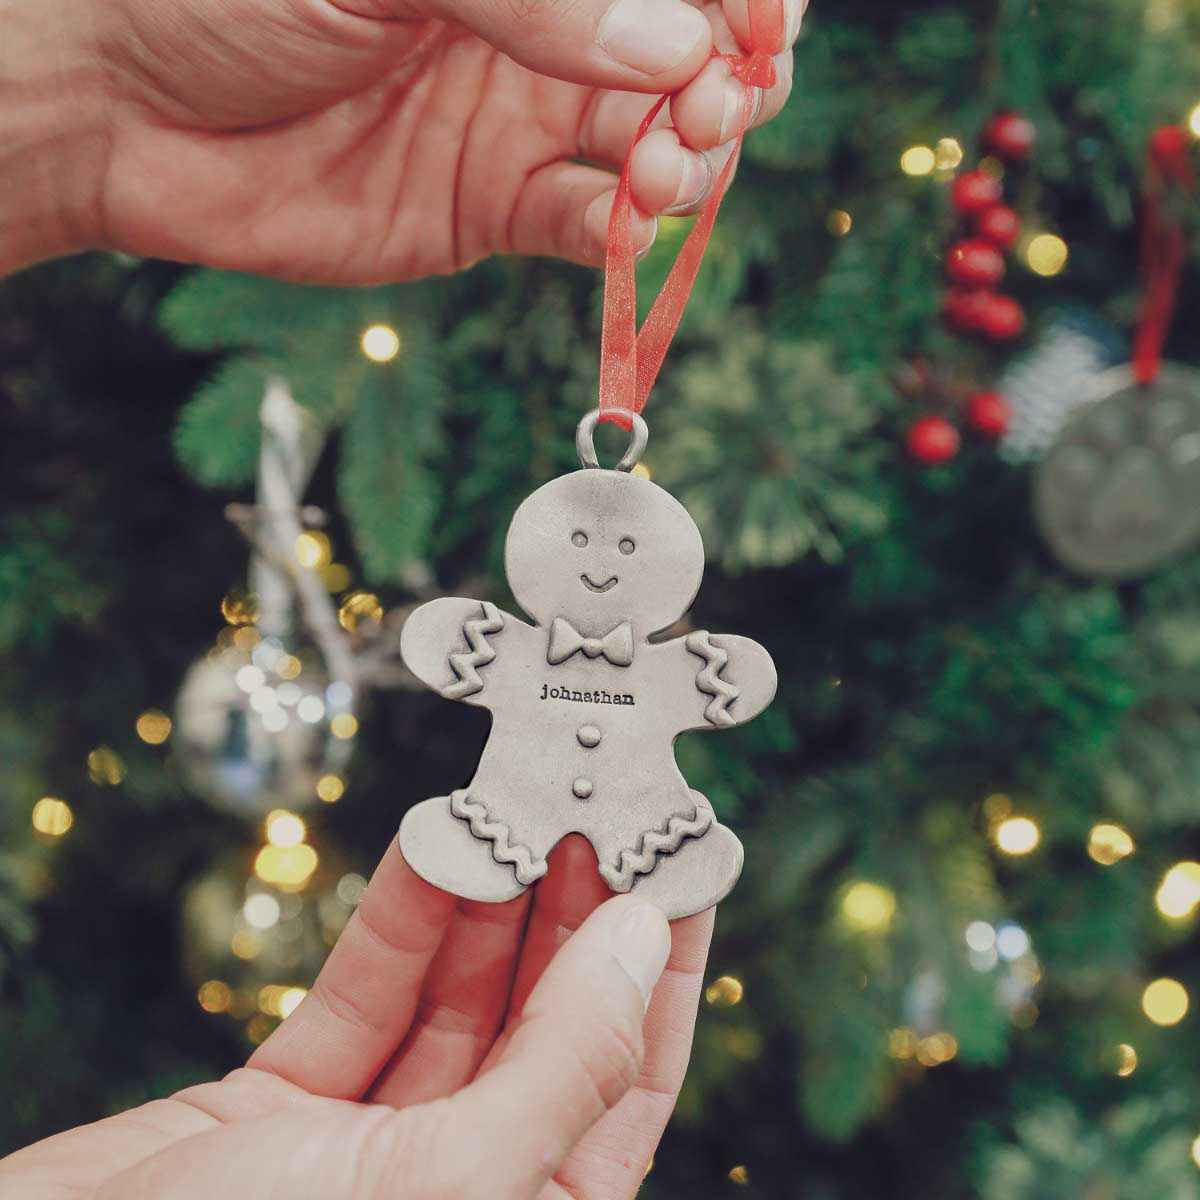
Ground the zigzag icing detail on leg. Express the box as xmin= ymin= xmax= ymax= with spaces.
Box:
xmin=599 ymin=804 xmax=715 ymax=892
xmin=686 ymin=630 xmax=740 ymax=727
xmin=444 ymin=601 xmax=504 ymax=698
xmin=449 ymin=789 xmax=547 ymax=885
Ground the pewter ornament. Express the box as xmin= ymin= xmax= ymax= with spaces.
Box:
xmin=1034 ymin=364 xmax=1200 ymax=580
xmin=397 ymin=423 xmax=776 ymax=920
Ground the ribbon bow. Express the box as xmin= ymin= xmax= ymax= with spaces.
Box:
xmin=547 ymin=618 xmax=634 ymax=668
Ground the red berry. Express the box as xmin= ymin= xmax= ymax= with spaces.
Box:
xmin=974 ymin=204 xmax=1020 ymax=249
xmin=946 ymin=239 xmax=1006 ymax=288
xmin=1149 ymin=124 xmax=1189 ymax=163
xmin=978 ymin=294 xmax=1026 ymax=341
xmin=951 ymin=170 xmax=1003 ymax=214
xmin=966 ymin=391 xmax=1011 ymax=439
xmin=906 ymin=416 xmax=961 ymax=465
xmin=941 ymin=288 xmax=994 ymax=333
xmin=983 ymin=112 xmax=1036 ymax=161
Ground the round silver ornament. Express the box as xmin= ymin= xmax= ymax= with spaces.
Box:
xmin=1034 ymin=364 xmax=1200 ymax=579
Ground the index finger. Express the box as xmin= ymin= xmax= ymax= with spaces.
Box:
xmin=249 ymin=839 xmax=457 ymax=1099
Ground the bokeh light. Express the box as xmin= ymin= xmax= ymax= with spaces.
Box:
xmin=1025 ymin=233 xmax=1069 ymax=276
xmin=316 ymin=774 xmax=345 ymax=803
xmin=841 ymin=881 xmax=896 ymax=933
xmin=330 ymin=713 xmax=358 ymax=740
xmin=706 ymin=976 xmax=745 ymax=1006
xmin=87 ymin=746 xmax=125 ymax=786
xmin=338 ymin=591 xmax=383 ymax=631
xmin=198 ymin=980 xmax=233 ymax=1013
xmin=1142 ymin=978 xmax=1189 ymax=1026
xmin=360 ymin=324 xmax=401 ymax=363
xmin=1155 ymin=862 xmax=1200 ymax=919
xmin=934 ymin=137 xmax=964 ymax=169
xmin=31 ymin=797 xmax=73 ymax=837
xmin=826 ymin=209 xmax=853 ymax=236
xmin=294 ymin=531 xmax=332 ymax=570
xmin=900 ymin=145 xmax=935 ymax=175
xmin=994 ymin=816 xmax=1040 ymax=855
xmin=136 ymin=709 xmax=172 ymax=745
xmin=1087 ymin=823 xmax=1134 ymax=865
xmin=254 ymin=844 xmax=319 ymax=891
xmin=1115 ymin=1043 xmax=1137 ymax=1077
xmin=265 ymin=810 xmax=306 ymax=849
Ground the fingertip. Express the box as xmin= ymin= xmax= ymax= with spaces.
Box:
xmin=630 ymin=127 xmax=712 ymax=215
xmin=584 ymin=189 xmax=657 ymax=266
xmin=596 ymin=0 xmax=713 ymax=89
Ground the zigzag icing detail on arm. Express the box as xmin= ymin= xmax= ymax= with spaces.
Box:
xmin=599 ymin=803 xmax=714 ymax=892
xmin=443 ymin=601 xmax=504 ymax=698
xmin=686 ymin=630 xmax=740 ymax=727
xmin=449 ymin=790 xmax=547 ymax=885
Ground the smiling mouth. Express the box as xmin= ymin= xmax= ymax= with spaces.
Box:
xmin=581 ymin=574 xmax=618 ymax=594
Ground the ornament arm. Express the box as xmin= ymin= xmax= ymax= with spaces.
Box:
xmin=400 ymin=597 xmax=526 ymax=707
xmin=661 ymin=631 xmax=777 ymax=734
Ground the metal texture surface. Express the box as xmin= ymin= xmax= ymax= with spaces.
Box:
xmin=398 ymin=444 xmax=776 ymax=920
xmin=1034 ymin=364 xmax=1200 ymax=579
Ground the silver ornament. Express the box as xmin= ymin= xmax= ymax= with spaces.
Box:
xmin=398 ymin=410 xmax=777 ymax=920
xmin=1034 ymin=364 xmax=1200 ymax=579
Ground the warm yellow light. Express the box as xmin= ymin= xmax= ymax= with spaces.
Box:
xmin=631 ymin=463 xmax=652 ymax=481
xmin=254 ymin=844 xmax=319 ymax=891
xmin=995 ymin=816 xmax=1040 ymax=855
xmin=728 ymin=1166 xmax=750 ymax=1185
xmin=221 ymin=589 xmax=259 ymax=626
xmin=705 ymin=975 xmax=744 ymax=1006
xmin=1189 ymin=103 xmax=1200 ymax=139
xmin=935 ymin=137 xmax=964 ymax=170
xmin=1156 ymin=862 xmax=1200 ymax=919
xmin=330 ymin=713 xmax=359 ymax=740
xmin=916 ymin=1032 xmax=958 ymax=1067
xmin=32 ymin=797 xmax=74 ymax=837
xmin=231 ymin=930 xmax=262 ymax=960
xmin=1115 ymin=1043 xmax=1137 ymax=1077
xmin=888 ymin=1027 xmax=917 ymax=1060
xmin=361 ymin=324 xmax=401 ymax=363
xmin=321 ymin=562 xmax=352 ymax=593
xmin=1142 ymin=978 xmax=1189 ymax=1026
xmin=246 ymin=1014 xmax=273 ymax=1045
xmin=983 ymin=792 xmax=1012 ymax=823
xmin=266 ymin=809 xmax=306 ymax=849
xmin=136 ymin=709 xmax=172 ymax=745
xmin=900 ymin=145 xmax=936 ymax=176
xmin=294 ymin=531 xmax=332 ymax=570
xmin=338 ymin=591 xmax=384 ymax=631
xmin=279 ymin=987 xmax=307 ymax=1018
xmin=277 ymin=654 xmax=302 ymax=680
xmin=841 ymin=881 xmax=896 ymax=933
xmin=826 ymin=209 xmax=853 ymax=236
xmin=1192 ymin=1133 xmax=1200 ymax=1169
xmin=317 ymin=774 xmax=345 ymax=803
xmin=87 ymin=746 xmax=125 ymax=786
xmin=1088 ymin=823 xmax=1134 ymax=865
xmin=233 ymin=625 xmax=260 ymax=651
xmin=1025 ymin=233 xmax=1069 ymax=277
xmin=198 ymin=980 xmax=233 ymax=1013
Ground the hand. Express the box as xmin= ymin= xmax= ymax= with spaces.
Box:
xmin=0 ymin=837 xmax=715 ymax=1200
xmin=1 ymin=0 xmax=801 ymax=279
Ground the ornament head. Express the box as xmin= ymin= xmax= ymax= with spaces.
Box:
xmin=504 ymin=469 xmax=704 ymax=638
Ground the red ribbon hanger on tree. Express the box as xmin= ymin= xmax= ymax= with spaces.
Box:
xmin=1132 ymin=124 xmax=1195 ymax=384
xmin=598 ymin=0 xmax=785 ymax=426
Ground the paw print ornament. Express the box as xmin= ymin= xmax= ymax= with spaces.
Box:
xmin=1034 ymin=365 xmax=1200 ymax=579
xmin=398 ymin=411 xmax=777 ymax=920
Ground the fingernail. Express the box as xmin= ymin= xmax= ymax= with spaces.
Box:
xmin=599 ymin=0 xmax=709 ymax=76
xmin=785 ymin=0 xmax=805 ymax=45
xmin=609 ymin=902 xmax=671 ymax=1009
xmin=666 ymin=150 xmax=711 ymax=213
xmin=719 ymin=81 xmax=757 ymax=143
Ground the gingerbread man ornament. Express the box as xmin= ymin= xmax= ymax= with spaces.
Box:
xmin=399 ymin=412 xmax=776 ymax=920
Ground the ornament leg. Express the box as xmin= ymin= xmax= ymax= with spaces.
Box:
xmin=398 ymin=796 xmax=529 ymax=904
xmin=626 ymin=793 xmax=744 ymax=921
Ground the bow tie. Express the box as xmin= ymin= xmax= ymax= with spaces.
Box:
xmin=547 ymin=618 xmax=634 ymax=668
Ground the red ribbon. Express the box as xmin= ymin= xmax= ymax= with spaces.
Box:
xmin=598 ymin=0 xmax=785 ymax=425
xmin=1132 ymin=124 xmax=1194 ymax=384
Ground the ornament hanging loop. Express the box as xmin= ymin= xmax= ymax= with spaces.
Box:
xmin=576 ymin=408 xmax=648 ymax=472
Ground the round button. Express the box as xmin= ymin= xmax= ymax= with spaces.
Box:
xmin=577 ymin=724 xmax=602 ymax=748
xmin=572 ymin=777 xmax=594 ymax=800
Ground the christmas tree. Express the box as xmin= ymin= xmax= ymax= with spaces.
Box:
xmin=4 ymin=1 xmax=1200 ymax=1194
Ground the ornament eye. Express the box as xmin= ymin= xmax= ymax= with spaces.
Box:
xmin=619 ymin=538 xmax=636 ymax=555
xmin=571 ymin=531 xmax=588 ymax=548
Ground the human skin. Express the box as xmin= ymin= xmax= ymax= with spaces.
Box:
xmin=0 ymin=837 xmax=715 ymax=1199
xmin=0 ymin=0 xmax=801 ymax=280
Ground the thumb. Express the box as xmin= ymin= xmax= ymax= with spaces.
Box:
xmin=440 ymin=896 xmax=671 ymax=1198
xmin=387 ymin=0 xmax=713 ymax=92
